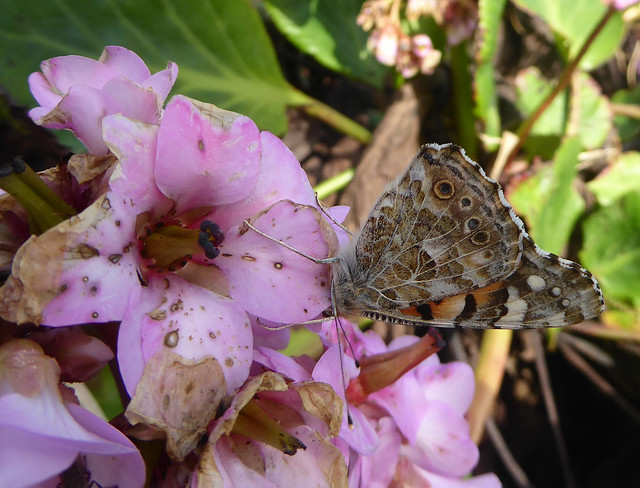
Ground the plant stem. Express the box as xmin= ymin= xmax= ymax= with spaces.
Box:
xmin=451 ymin=41 xmax=477 ymax=158
xmin=509 ymin=6 xmax=617 ymax=162
xmin=314 ymin=168 xmax=356 ymax=200
xmin=292 ymin=89 xmax=372 ymax=144
xmin=0 ymin=157 xmax=76 ymax=234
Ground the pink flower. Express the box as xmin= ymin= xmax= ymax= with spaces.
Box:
xmin=603 ymin=0 xmax=639 ymax=8
xmin=190 ymin=371 xmax=346 ymax=487
xmin=29 ymin=46 xmax=178 ymax=155
xmin=1 ymin=95 xmax=340 ymax=405
xmin=0 ymin=339 xmax=144 ymax=487
xmin=313 ymin=321 xmax=501 ymax=487
xmin=370 ymin=24 xmax=401 ymax=66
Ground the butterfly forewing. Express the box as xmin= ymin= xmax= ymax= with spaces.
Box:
xmin=335 ymin=144 xmax=524 ymax=313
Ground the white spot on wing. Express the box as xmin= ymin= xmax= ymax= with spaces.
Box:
xmin=526 ymin=274 xmax=546 ymax=292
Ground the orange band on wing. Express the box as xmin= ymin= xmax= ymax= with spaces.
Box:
xmin=400 ymin=282 xmax=506 ymax=321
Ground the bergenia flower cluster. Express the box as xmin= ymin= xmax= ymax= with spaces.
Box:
xmin=0 ymin=46 xmax=501 ymax=487
xmin=357 ymin=0 xmax=477 ymax=78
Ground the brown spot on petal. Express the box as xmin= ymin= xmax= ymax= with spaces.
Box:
xmin=164 ymin=330 xmax=179 ymax=347
xmin=109 ymin=254 xmax=122 ymax=264
xmin=91 ymin=312 xmax=99 ymax=319
xmin=82 ymin=276 xmax=89 ymax=282
xmin=209 ymin=332 xmax=216 ymax=339
xmin=198 ymin=140 xmax=205 ymax=151
xmin=225 ymin=357 xmax=234 ymax=368
xmin=170 ymin=299 xmax=184 ymax=312
xmin=72 ymin=243 xmax=99 ymax=259
xmin=242 ymin=255 xmax=256 ymax=262
xmin=148 ymin=309 xmax=167 ymax=321
xmin=274 ymin=262 xmax=283 ymax=269
xmin=101 ymin=197 xmax=111 ymax=211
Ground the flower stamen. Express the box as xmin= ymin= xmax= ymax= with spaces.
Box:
xmin=141 ymin=219 xmax=225 ymax=269
xmin=198 ymin=220 xmax=225 ymax=259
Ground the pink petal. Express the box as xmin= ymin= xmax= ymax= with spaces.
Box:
xmin=369 ymin=371 xmax=425 ymax=445
xmin=66 ymin=404 xmax=145 ymax=488
xmin=252 ymin=347 xmax=311 ymax=382
xmin=400 ymin=461 xmax=502 ymax=488
xmin=325 ymin=205 xmax=352 ymax=247
xmin=143 ymin=61 xmax=179 ymax=101
xmin=313 ymin=346 xmax=379 ymax=455
xmin=155 ymin=95 xmax=262 ymax=212
xmin=0 ymin=389 xmax=139 ymax=487
xmin=37 ymin=55 xmax=117 ymax=94
xmin=412 ymin=401 xmax=479 ymax=477
xmin=216 ymin=200 xmax=336 ymax=324
xmin=359 ymin=417 xmax=401 ymax=488
xmin=260 ymin=424 xmax=348 ymax=486
xmin=99 ymin=45 xmax=151 ymax=83
xmin=209 ymin=131 xmax=317 ymax=230
xmin=36 ymin=85 xmax=111 ymax=155
xmin=0 ymin=392 xmax=81 ymax=486
xmin=119 ymin=274 xmax=252 ymax=396
xmin=417 ymin=359 xmax=475 ymax=416
xmin=41 ymin=194 xmax=141 ymax=326
xmin=102 ymin=77 xmax=163 ymax=124
xmin=28 ymin=71 xmax=63 ymax=114
xmin=250 ymin=316 xmax=291 ymax=350
xmin=207 ymin=437 xmax=279 ymax=487
xmin=103 ymin=114 xmax=168 ymax=214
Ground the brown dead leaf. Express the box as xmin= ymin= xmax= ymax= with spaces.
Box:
xmin=125 ymin=350 xmax=227 ymax=461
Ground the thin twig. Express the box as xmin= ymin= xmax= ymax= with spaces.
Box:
xmin=527 ymin=330 xmax=576 ymax=488
xmin=485 ymin=417 xmax=535 ymax=488
xmin=449 ymin=332 xmax=533 ymax=487
xmin=558 ymin=334 xmax=640 ymax=425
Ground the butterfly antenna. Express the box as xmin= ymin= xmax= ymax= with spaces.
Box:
xmin=242 ymin=219 xmax=338 ymax=265
xmin=330 ymin=281 xmax=355 ymax=428
xmin=334 ymin=315 xmax=355 ymax=428
xmin=314 ymin=192 xmax=354 ymax=237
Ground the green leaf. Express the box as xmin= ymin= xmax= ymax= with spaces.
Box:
xmin=0 ymin=0 xmax=308 ymax=134
xmin=514 ymin=67 xmax=565 ymax=158
xmin=611 ymin=87 xmax=640 ymax=144
xmin=509 ymin=137 xmax=585 ymax=253
xmin=263 ymin=0 xmax=387 ymax=86
xmin=588 ymin=151 xmax=640 ymax=206
xmin=570 ymin=73 xmax=613 ymax=150
xmin=581 ymin=192 xmax=640 ymax=309
xmin=473 ymin=0 xmax=507 ymax=148
xmin=511 ymin=0 xmax=624 ymax=69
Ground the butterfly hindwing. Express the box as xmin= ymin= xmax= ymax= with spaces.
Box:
xmin=387 ymin=236 xmax=604 ymax=328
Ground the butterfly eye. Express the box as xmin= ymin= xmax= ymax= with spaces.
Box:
xmin=434 ymin=180 xmax=454 ymax=199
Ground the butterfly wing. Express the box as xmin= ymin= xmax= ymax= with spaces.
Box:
xmin=334 ymin=143 xmax=526 ymax=315
xmin=387 ymin=235 xmax=604 ymax=328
